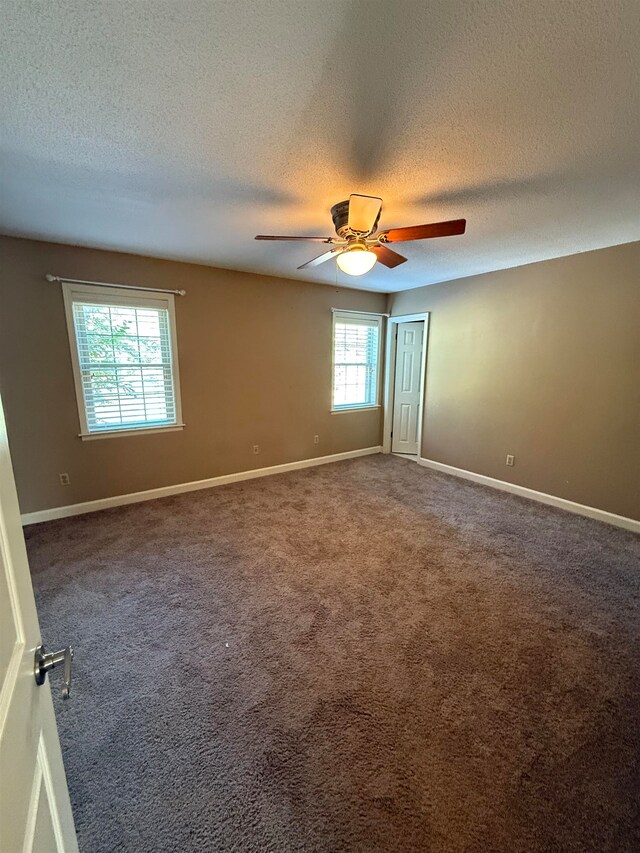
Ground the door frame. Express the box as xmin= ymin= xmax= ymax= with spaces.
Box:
xmin=382 ymin=312 xmax=430 ymax=455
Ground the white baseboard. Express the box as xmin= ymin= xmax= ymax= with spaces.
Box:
xmin=418 ymin=457 xmax=640 ymax=533
xmin=22 ymin=446 xmax=383 ymax=525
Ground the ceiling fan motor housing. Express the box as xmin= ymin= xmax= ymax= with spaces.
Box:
xmin=330 ymin=200 xmax=351 ymax=237
xmin=330 ymin=198 xmax=381 ymax=240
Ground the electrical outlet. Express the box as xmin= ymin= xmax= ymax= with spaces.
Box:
xmin=313 ymin=435 xmax=320 ymax=445
xmin=505 ymin=454 xmax=515 ymax=467
xmin=59 ymin=473 xmax=70 ymax=485
xmin=252 ymin=444 xmax=260 ymax=455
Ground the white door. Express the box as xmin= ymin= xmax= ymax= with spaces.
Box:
xmin=391 ymin=321 xmax=424 ymax=455
xmin=0 ymin=393 xmax=78 ymax=852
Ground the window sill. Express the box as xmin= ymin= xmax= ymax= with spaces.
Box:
xmin=79 ymin=424 xmax=185 ymax=441
xmin=331 ymin=406 xmax=381 ymax=414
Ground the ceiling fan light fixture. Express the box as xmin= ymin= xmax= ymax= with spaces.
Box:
xmin=256 ymin=194 xmax=465 ymax=273
xmin=336 ymin=245 xmax=377 ymax=276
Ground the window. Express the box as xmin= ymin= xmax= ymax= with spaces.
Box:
xmin=63 ymin=283 xmax=182 ymax=438
xmin=332 ymin=311 xmax=382 ymax=411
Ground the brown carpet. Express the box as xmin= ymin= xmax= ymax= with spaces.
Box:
xmin=26 ymin=455 xmax=640 ymax=852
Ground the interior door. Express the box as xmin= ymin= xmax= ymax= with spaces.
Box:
xmin=391 ymin=321 xmax=424 ymax=455
xmin=0 ymin=393 xmax=78 ymax=852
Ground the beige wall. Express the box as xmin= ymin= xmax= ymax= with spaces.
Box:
xmin=389 ymin=241 xmax=640 ymax=520
xmin=0 ymin=236 xmax=386 ymax=514
xmin=3 ymin=236 xmax=638 ymax=520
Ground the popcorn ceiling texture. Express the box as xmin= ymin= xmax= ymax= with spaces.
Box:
xmin=27 ymin=456 xmax=640 ymax=851
xmin=1 ymin=1 xmax=639 ymax=292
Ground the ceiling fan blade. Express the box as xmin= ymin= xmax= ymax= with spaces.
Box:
xmin=297 ymin=247 xmax=345 ymax=270
xmin=255 ymin=235 xmax=333 ymax=242
xmin=379 ymin=218 xmax=466 ymax=243
xmin=371 ymin=245 xmax=407 ymax=268
xmin=348 ymin=194 xmax=383 ymax=234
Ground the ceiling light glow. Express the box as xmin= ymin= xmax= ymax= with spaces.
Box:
xmin=336 ymin=246 xmax=377 ymax=276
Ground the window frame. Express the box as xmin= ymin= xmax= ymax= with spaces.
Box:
xmin=62 ymin=282 xmax=184 ymax=440
xmin=331 ymin=310 xmax=384 ymax=413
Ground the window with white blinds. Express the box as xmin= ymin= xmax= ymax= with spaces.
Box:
xmin=332 ymin=311 xmax=382 ymax=410
xmin=63 ymin=283 xmax=182 ymax=437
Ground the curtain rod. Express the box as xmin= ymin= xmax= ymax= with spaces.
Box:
xmin=331 ymin=307 xmax=389 ymax=317
xmin=45 ymin=274 xmax=186 ymax=296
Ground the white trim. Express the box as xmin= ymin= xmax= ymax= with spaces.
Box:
xmin=331 ymin=307 xmax=389 ymax=317
xmin=418 ymin=457 xmax=640 ymax=533
xmin=21 ymin=446 xmax=383 ymax=525
xmin=79 ymin=424 xmax=186 ymax=440
xmin=385 ymin=312 xmax=430 ymax=323
xmin=330 ymin=406 xmax=381 ymax=414
xmin=37 ymin=733 xmax=68 ymax=853
xmin=331 ymin=310 xmax=384 ymax=412
xmin=62 ymin=281 xmax=183 ymax=438
xmin=383 ymin=313 xmax=430 ymax=455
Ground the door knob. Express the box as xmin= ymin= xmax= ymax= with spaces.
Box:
xmin=34 ymin=644 xmax=74 ymax=699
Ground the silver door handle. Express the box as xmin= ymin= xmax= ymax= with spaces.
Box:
xmin=34 ymin=644 xmax=74 ymax=699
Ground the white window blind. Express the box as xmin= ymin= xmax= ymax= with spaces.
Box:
xmin=63 ymin=284 xmax=182 ymax=437
xmin=332 ymin=312 xmax=382 ymax=410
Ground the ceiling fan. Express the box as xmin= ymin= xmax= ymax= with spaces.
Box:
xmin=255 ymin=194 xmax=466 ymax=276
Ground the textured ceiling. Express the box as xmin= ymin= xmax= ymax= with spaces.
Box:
xmin=1 ymin=1 xmax=639 ymax=293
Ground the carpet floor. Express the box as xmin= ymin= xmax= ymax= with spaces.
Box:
xmin=26 ymin=455 xmax=640 ymax=852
